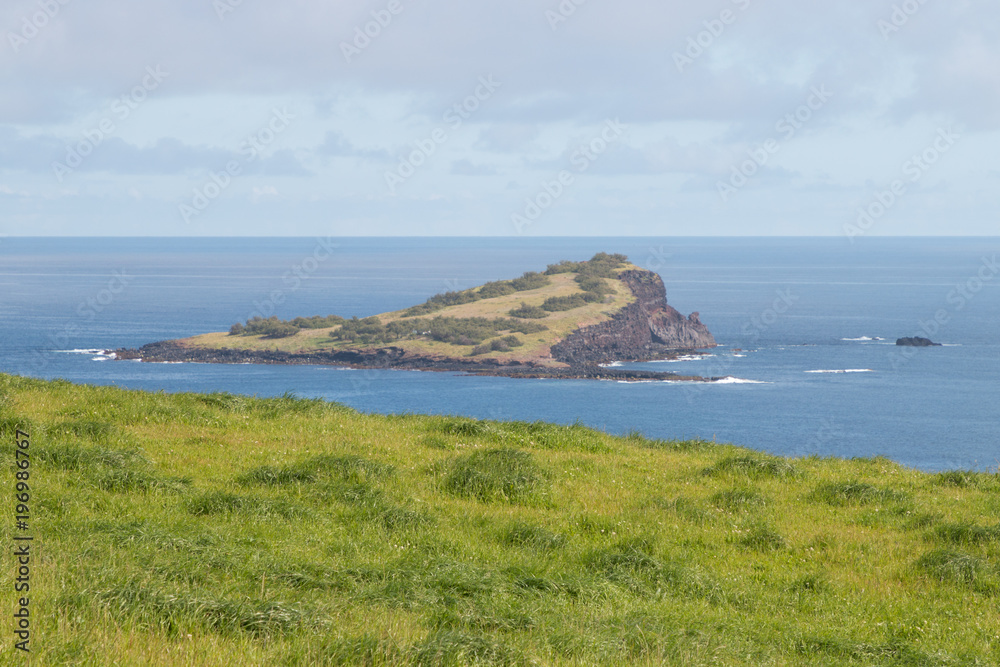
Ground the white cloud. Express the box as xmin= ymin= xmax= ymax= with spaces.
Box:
xmin=451 ymin=159 xmax=498 ymax=176
xmin=251 ymin=185 xmax=280 ymax=203
xmin=1 ymin=0 xmax=998 ymax=235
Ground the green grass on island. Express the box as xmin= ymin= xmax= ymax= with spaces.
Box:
xmin=181 ymin=253 xmax=641 ymax=367
xmin=3 ymin=373 xmax=1000 ymax=665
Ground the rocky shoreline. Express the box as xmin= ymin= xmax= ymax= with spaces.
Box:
xmin=110 ymin=341 xmax=721 ymax=382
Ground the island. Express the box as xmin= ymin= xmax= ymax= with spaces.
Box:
xmin=896 ymin=337 xmax=943 ymax=347
xmin=113 ymin=253 xmax=719 ymax=381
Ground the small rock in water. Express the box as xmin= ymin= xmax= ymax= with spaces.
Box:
xmin=895 ymin=337 xmax=942 ymax=347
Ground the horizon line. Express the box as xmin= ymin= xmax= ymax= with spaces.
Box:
xmin=3 ymin=234 xmax=999 ymax=240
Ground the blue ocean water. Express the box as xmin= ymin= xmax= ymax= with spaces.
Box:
xmin=1 ymin=237 xmax=997 ymax=472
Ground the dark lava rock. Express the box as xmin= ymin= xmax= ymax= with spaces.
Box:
xmin=550 ymin=269 xmax=716 ymax=365
xmin=111 ymin=341 xmax=710 ymax=381
xmin=896 ymin=337 xmax=942 ymax=347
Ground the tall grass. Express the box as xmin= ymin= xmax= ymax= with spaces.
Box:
xmin=2 ymin=373 xmax=999 ymax=665
xmin=442 ymin=448 xmax=549 ymax=504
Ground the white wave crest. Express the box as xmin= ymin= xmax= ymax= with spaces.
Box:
xmin=805 ymin=369 xmax=874 ymax=374
xmin=63 ymin=348 xmax=123 ymax=361
xmin=607 ymin=376 xmax=767 ymax=385
xmin=616 ymin=379 xmax=675 ymax=384
xmin=647 ymin=354 xmax=710 ymax=363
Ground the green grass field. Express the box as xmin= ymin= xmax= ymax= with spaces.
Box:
xmin=2 ymin=373 xmax=999 ymax=665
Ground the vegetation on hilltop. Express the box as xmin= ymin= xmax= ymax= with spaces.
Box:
xmin=402 ymin=271 xmax=551 ymax=318
xmin=544 ymin=251 xmax=628 ymax=277
xmin=229 ymin=315 xmax=345 ymax=338
xmin=330 ymin=316 xmax=546 ymax=348
xmin=217 ymin=253 xmax=634 ymax=360
xmin=2 ymin=373 xmax=999 ymax=665
xmin=507 ymin=303 xmax=549 ymax=319
xmin=540 ymin=294 xmax=596 ymax=312
xmin=400 ymin=252 xmax=629 ymax=319
xmin=470 ymin=335 xmax=524 ymax=356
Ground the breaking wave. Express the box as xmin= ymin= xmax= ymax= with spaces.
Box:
xmin=712 ymin=376 xmax=768 ymax=384
xmin=805 ymin=369 xmax=874 ymax=374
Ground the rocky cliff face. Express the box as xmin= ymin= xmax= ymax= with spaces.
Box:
xmin=550 ymin=269 xmax=715 ymax=364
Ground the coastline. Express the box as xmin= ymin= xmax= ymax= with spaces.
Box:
xmin=108 ymin=255 xmax=720 ymax=382
xmin=110 ymin=340 xmax=719 ymax=382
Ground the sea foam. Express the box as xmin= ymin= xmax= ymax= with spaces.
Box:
xmin=805 ymin=369 xmax=873 ymax=374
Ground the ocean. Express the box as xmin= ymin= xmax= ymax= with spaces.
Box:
xmin=1 ymin=236 xmax=997 ymax=472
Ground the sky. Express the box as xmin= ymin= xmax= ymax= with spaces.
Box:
xmin=0 ymin=0 xmax=998 ymax=237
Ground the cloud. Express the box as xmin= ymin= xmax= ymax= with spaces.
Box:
xmin=0 ymin=0 xmax=982 ymax=127
xmin=2 ymin=0 xmax=999 ymax=235
xmin=0 ymin=129 xmax=310 ymax=178
xmin=0 ymin=128 xmax=65 ymax=171
xmin=251 ymin=185 xmax=280 ymax=203
xmin=89 ymin=137 xmax=234 ymax=174
xmin=474 ymin=124 xmax=540 ymax=152
xmin=316 ymin=130 xmax=389 ymax=160
xmin=522 ymin=133 xmax=737 ymax=177
xmin=451 ymin=159 xmax=497 ymax=176
xmin=0 ymin=128 xmax=233 ymax=175
xmin=250 ymin=148 xmax=312 ymax=176
xmin=892 ymin=30 xmax=1000 ymax=130
xmin=0 ymin=184 xmax=27 ymax=196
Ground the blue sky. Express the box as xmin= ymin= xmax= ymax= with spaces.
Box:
xmin=1 ymin=0 xmax=997 ymax=236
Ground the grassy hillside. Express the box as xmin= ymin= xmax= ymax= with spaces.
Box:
xmin=2 ymin=373 xmax=999 ymax=665
xmin=180 ymin=254 xmax=641 ymax=366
